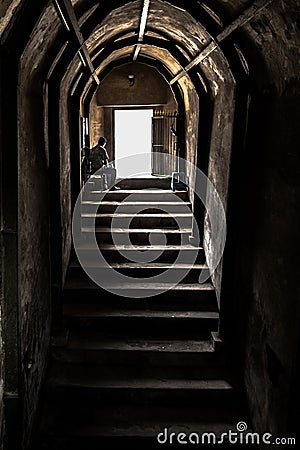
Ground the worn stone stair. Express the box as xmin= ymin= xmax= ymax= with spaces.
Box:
xmin=30 ymin=178 xmax=248 ymax=449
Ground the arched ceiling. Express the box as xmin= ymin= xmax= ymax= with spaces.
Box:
xmin=59 ymin=0 xmax=237 ymax=107
xmin=1 ymin=0 xmax=299 ymax=97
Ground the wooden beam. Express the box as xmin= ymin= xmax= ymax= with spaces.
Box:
xmin=133 ymin=43 xmax=142 ymax=62
xmin=133 ymin=0 xmax=151 ymax=61
xmin=53 ymin=0 xmax=100 ymax=84
xmin=171 ymin=41 xmax=217 ymax=85
xmin=138 ymin=0 xmax=151 ymax=42
xmin=170 ymin=0 xmax=275 ymax=85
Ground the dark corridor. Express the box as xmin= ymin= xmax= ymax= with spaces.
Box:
xmin=0 ymin=1 xmax=300 ymax=449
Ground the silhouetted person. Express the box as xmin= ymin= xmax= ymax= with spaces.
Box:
xmin=89 ymin=137 xmax=118 ymax=189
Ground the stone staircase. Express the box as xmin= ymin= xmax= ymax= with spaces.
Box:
xmin=31 ymin=178 xmax=248 ymax=449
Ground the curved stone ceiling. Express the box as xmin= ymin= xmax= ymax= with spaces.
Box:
xmin=82 ymin=0 xmax=229 ymax=84
xmin=2 ymin=0 xmax=299 ymax=97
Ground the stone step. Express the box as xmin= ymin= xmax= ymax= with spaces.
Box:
xmin=82 ymin=189 xmax=189 ymax=202
xmin=81 ymin=200 xmax=192 ymax=214
xmin=45 ymin=362 xmax=237 ymax=407
xmin=48 ymin=361 xmax=233 ymax=383
xmin=37 ymin=403 xmax=246 ymax=433
xmin=31 ymin=171 xmax=247 ymax=450
xmin=62 ymin=292 xmax=217 ymax=312
xmin=67 ymin=259 xmax=211 ymax=284
xmin=71 ymin=244 xmax=205 ymax=264
xmin=33 ymin=403 xmax=249 ymax=450
xmin=82 ymin=227 xmax=192 ymax=245
xmin=81 ymin=213 xmax=193 ymax=229
xmin=62 ymin=289 xmax=217 ymax=311
xmin=52 ymin=333 xmax=229 ymax=371
xmin=32 ymin=426 xmax=253 ymax=450
xmin=63 ymin=305 xmax=219 ymax=319
xmin=86 ymin=177 xmax=173 ymax=191
xmin=49 ymin=360 xmax=235 ymax=387
xmin=69 ymin=259 xmax=208 ymax=271
xmin=63 ymin=304 xmax=219 ymax=338
xmin=116 ymin=177 xmax=172 ymax=190
xmin=33 ymin=433 xmax=253 ymax=450
xmin=63 ymin=278 xmax=217 ymax=307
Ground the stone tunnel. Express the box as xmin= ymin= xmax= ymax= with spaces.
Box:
xmin=0 ymin=0 xmax=299 ymax=448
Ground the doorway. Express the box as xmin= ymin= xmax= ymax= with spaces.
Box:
xmin=114 ymin=109 xmax=153 ymax=178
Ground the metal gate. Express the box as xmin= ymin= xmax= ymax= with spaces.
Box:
xmin=152 ymin=110 xmax=178 ymax=176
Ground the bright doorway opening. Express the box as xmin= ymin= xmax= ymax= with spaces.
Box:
xmin=114 ymin=109 xmax=153 ymax=178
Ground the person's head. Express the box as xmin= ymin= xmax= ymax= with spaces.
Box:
xmin=98 ymin=136 xmax=107 ymax=147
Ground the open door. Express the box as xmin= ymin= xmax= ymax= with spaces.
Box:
xmin=152 ymin=110 xmax=178 ymax=176
xmin=115 ymin=109 xmax=153 ymax=178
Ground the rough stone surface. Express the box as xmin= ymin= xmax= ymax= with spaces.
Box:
xmin=15 ymin=4 xmax=60 ymax=448
xmin=0 ymin=0 xmax=15 ymax=18
xmin=86 ymin=1 xmax=140 ymax=52
xmin=243 ymin=0 xmax=299 ymax=93
xmin=148 ymin=0 xmax=210 ymax=55
xmin=0 ymin=233 xmax=3 ymax=449
xmin=60 ymin=58 xmax=82 ymax=282
xmin=179 ymin=75 xmax=199 ymax=202
xmin=0 ymin=0 xmax=21 ymax=37
xmin=0 ymin=304 xmax=3 ymax=450
xmin=204 ymin=62 xmax=235 ymax=304
xmin=89 ymin=100 xmax=105 ymax=149
xmin=95 ymin=62 xmax=175 ymax=107
xmin=239 ymin=89 xmax=300 ymax=436
xmin=18 ymin=63 xmax=52 ymax=450
xmin=230 ymin=0 xmax=300 ymax=436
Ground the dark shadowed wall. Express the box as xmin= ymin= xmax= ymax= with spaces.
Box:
xmin=17 ymin=18 xmax=53 ymax=450
xmin=221 ymin=0 xmax=300 ymax=436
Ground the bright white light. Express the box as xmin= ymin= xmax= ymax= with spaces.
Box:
xmin=114 ymin=109 xmax=153 ymax=178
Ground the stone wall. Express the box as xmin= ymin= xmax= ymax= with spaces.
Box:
xmin=204 ymin=64 xmax=235 ymax=305
xmin=96 ymin=62 xmax=175 ymax=107
xmin=60 ymin=58 xmax=82 ymax=282
xmin=239 ymin=85 xmax=300 ymax=437
xmin=0 ymin=303 xmax=4 ymax=450
xmin=18 ymin=54 xmax=51 ymax=450
xmin=223 ymin=0 xmax=300 ymax=437
xmin=89 ymin=101 xmax=105 ymax=148
xmin=178 ymin=75 xmax=199 ymax=206
xmin=16 ymin=4 xmax=59 ymax=448
xmin=0 ymin=0 xmax=14 ymax=17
